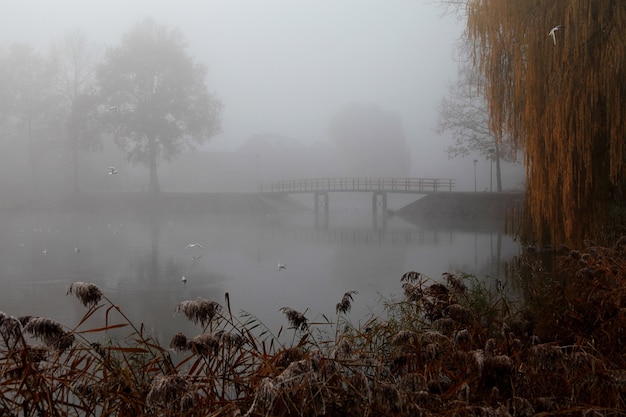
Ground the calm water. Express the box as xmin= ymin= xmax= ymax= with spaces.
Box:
xmin=0 ymin=197 xmax=520 ymax=346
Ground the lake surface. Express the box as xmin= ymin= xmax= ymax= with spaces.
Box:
xmin=0 ymin=196 xmax=520 ymax=346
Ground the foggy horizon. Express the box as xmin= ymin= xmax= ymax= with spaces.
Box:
xmin=1 ymin=1 xmax=523 ymax=191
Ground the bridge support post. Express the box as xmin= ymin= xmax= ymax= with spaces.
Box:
xmin=314 ymin=191 xmax=329 ymax=229
xmin=372 ymin=191 xmax=387 ymax=230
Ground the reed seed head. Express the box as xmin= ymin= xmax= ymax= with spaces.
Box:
xmin=256 ymin=378 xmax=278 ymax=411
xmin=169 ymin=332 xmax=189 ymax=352
xmin=373 ymin=382 xmax=402 ymax=413
xmin=216 ymin=330 xmax=247 ymax=348
xmin=175 ymin=298 xmax=221 ymax=326
xmin=338 ymin=338 xmax=352 ymax=356
xmin=454 ymin=328 xmax=472 ymax=351
xmin=189 ymin=334 xmax=220 ymax=356
xmin=146 ymin=374 xmax=190 ymax=410
xmin=401 ymin=271 xmax=422 ymax=284
xmin=447 ymin=304 xmax=475 ymax=325
xmin=23 ymin=317 xmax=75 ymax=351
xmin=25 ymin=344 xmax=49 ymax=363
xmin=402 ymin=282 xmax=424 ymax=302
xmin=67 ymin=282 xmax=103 ymax=308
xmin=443 ymin=272 xmax=467 ymax=294
xmin=279 ymin=307 xmax=308 ymax=331
xmin=392 ymin=330 xmax=417 ymax=346
xmin=0 ymin=312 xmax=22 ymax=341
xmin=336 ymin=290 xmax=358 ymax=314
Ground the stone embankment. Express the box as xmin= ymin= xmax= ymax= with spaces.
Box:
xmin=396 ymin=191 xmax=525 ymax=230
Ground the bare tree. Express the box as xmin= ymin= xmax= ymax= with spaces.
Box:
xmin=435 ymin=63 xmax=519 ymax=191
xmin=51 ymin=29 xmax=102 ymax=193
xmin=97 ymin=19 xmax=223 ymax=193
xmin=1 ymin=44 xmax=60 ymax=193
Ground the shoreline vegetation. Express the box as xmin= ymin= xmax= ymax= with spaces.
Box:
xmin=2 ymin=237 xmax=626 ymax=416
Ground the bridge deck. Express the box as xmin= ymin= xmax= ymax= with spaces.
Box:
xmin=259 ymin=178 xmax=454 ymax=194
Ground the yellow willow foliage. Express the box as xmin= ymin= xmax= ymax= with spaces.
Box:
xmin=467 ymin=0 xmax=626 ymax=246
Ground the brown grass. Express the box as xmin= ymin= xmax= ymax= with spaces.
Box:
xmin=2 ymin=239 xmax=626 ymax=415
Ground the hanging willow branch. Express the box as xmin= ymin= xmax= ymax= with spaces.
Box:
xmin=466 ymin=0 xmax=626 ymax=246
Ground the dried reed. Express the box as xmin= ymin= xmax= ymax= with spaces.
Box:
xmin=175 ymin=298 xmax=221 ymax=326
xmin=2 ymin=240 xmax=626 ymax=415
xmin=67 ymin=281 xmax=103 ymax=307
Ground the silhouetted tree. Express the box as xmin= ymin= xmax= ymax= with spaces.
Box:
xmin=467 ymin=1 xmax=626 ymax=246
xmin=436 ymin=63 xmax=520 ymax=191
xmin=97 ymin=19 xmax=223 ymax=193
xmin=328 ymin=104 xmax=411 ymax=178
xmin=52 ymin=30 xmax=102 ymax=193
xmin=1 ymin=44 xmax=61 ymax=192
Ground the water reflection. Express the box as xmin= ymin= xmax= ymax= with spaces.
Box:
xmin=0 ymin=209 xmax=520 ymax=346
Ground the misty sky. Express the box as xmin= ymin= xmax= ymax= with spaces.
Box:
xmin=0 ymin=1 xmax=497 ymax=186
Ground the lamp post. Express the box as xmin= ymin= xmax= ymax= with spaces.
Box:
xmin=488 ymin=148 xmax=495 ymax=192
xmin=473 ymin=159 xmax=477 ymax=192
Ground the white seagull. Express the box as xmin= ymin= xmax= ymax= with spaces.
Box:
xmin=108 ymin=167 xmax=118 ymax=175
xmin=549 ymin=25 xmax=565 ymax=45
xmin=185 ymin=243 xmax=203 ymax=250
xmin=278 ymin=263 xmax=286 ymax=271
xmin=191 ymin=254 xmax=203 ymax=261
xmin=181 ymin=275 xmax=187 ymax=284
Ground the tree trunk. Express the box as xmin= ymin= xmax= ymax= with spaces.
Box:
xmin=148 ymin=134 xmax=160 ymax=193
xmin=28 ymin=117 xmax=38 ymax=195
xmin=495 ymin=147 xmax=503 ymax=192
xmin=494 ymin=138 xmax=503 ymax=192
xmin=72 ymin=131 xmax=80 ymax=193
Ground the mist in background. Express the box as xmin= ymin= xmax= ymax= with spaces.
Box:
xmin=1 ymin=1 xmax=523 ymax=196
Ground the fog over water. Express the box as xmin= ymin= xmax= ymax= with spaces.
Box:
xmin=1 ymin=2 xmax=523 ymax=342
xmin=0 ymin=199 xmax=519 ymax=344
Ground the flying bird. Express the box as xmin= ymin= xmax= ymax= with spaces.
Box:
xmin=181 ymin=275 xmax=187 ymax=284
xmin=108 ymin=106 xmax=118 ymax=112
xmin=185 ymin=243 xmax=203 ymax=249
xmin=191 ymin=254 xmax=203 ymax=261
xmin=278 ymin=263 xmax=286 ymax=271
xmin=548 ymin=25 xmax=565 ymax=45
xmin=42 ymin=249 xmax=47 ymax=256
xmin=108 ymin=167 xmax=118 ymax=175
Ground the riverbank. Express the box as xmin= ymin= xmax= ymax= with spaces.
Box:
xmin=3 ymin=191 xmax=525 ymax=223
xmin=2 ymin=191 xmax=309 ymax=214
xmin=397 ymin=191 xmax=524 ymax=230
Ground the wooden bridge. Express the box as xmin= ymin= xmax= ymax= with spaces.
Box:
xmin=259 ymin=177 xmax=454 ymax=194
xmin=259 ymin=177 xmax=455 ymax=229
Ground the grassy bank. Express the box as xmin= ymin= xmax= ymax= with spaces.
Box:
xmin=1 ymin=238 xmax=626 ymax=416
xmin=2 ymin=191 xmax=309 ymax=215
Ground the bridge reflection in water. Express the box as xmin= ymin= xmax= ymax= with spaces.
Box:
xmin=260 ymin=177 xmax=455 ymax=229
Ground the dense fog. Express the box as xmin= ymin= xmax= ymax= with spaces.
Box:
xmin=0 ymin=1 xmax=524 ymax=197
xmin=0 ymin=0 xmax=522 ymax=345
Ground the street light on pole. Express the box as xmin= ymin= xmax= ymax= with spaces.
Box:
xmin=488 ymin=148 xmax=495 ymax=192
xmin=473 ymin=159 xmax=478 ymax=192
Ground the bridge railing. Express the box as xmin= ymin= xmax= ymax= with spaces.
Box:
xmin=259 ymin=177 xmax=454 ymax=194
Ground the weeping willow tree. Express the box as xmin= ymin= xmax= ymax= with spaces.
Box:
xmin=466 ymin=1 xmax=626 ymax=247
